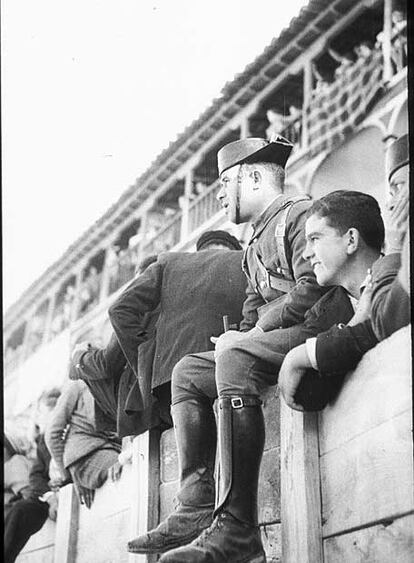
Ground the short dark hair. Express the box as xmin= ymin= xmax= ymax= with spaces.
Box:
xmin=307 ymin=190 xmax=385 ymax=252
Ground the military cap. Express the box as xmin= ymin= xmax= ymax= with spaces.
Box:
xmin=385 ymin=133 xmax=409 ymax=181
xmin=217 ymin=135 xmax=293 ymax=176
xmin=196 ymin=230 xmax=242 ymax=251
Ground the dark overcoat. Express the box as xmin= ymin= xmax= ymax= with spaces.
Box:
xmin=109 ymin=249 xmax=247 ymax=389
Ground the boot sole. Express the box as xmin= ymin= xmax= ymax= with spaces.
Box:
xmin=247 ymin=553 xmax=266 ymax=563
xmin=127 ymin=530 xmax=204 ymax=554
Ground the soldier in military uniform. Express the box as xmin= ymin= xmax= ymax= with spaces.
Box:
xmin=128 ymin=137 xmax=328 ymax=562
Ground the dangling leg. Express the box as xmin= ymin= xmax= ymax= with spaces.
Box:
xmin=128 ymin=352 xmax=218 ymax=554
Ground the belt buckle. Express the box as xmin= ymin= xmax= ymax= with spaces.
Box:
xmin=231 ymin=397 xmax=243 ymax=409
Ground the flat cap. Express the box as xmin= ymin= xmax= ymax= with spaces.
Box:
xmin=217 ymin=135 xmax=293 ymax=176
xmin=196 ymin=230 xmax=242 ymax=251
xmin=385 ymin=133 xmax=409 ymax=181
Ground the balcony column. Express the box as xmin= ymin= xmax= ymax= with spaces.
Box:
xmin=99 ymin=243 xmax=116 ymax=302
xmin=20 ymin=316 xmax=33 ymax=361
xmin=137 ymin=210 xmax=149 ymax=257
xmin=180 ymin=169 xmax=193 ymax=241
xmin=70 ymin=267 xmax=85 ymax=323
xmin=42 ymin=292 xmax=57 ymax=345
xmin=240 ymin=115 xmax=250 ymax=139
xmin=301 ymin=60 xmax=313 ymax=150
xmin=382 ymin=0 xmax=393 ymax=82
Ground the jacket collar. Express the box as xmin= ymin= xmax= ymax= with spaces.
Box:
xmin=250 ymin=194 xmax=288 ymax=241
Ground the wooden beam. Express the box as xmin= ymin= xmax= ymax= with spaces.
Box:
xmin=53 ymin=484 xmax=79 ymax=563
xmin=280 ymin=400 xmax=323 ymax=563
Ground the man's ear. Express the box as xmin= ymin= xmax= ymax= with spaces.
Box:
xmin=346 ymin=228 xmax=360 ymax=255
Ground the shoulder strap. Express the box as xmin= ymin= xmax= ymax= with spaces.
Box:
xmin=275 ymin=196 xmax=310 ymax=280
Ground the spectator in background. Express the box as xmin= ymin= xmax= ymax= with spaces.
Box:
xmin=45 ymin=379 xmax=121 ymax=509
xmin=4 ymin=389 xmax=61 ymax=563
xmin=278 ymin=133 xmax=410 ymax=410
xmin=3 ymin=433 xmax=32 ymax=519
xmin=370 ymin=133 xmax=410 ymax=339
xmin=354 ymin=40 xmax=373 ymax=61
xmin=69 ymin=255 xmax=160 ymax=440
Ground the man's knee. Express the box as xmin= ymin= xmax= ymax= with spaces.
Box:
xmin=215 ymin=347 xmax=247 ymax=392
xmin=172 ymin=355 xmax=196 ymax=390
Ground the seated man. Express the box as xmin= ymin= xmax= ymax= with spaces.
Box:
xmin=279 ymin=133 xmax=410 ymax=410
xmin=107 ymin=230 xmax=247 ymax=425
xmin=45 ymin=379 xmax=121 ymax=509
xmin=130 ymin=190 xmax=385 ymax=563
xmin=4 ymin=389 xmax=61 ymax=563
xmin=3 ymin=433 xmax=32 ymax=519
xmin=70 ymin=254 xmax=160 ymax=440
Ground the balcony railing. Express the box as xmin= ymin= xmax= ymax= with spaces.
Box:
xmin=142 ymin=210 xmax=183 ymax=257
xmin=7 ymin=20 xmax=408 ymax=373
xmin=108 ymin=247 xmax=138 ymax=294
xmin=188 ymin=180 xmax=222 ymax=233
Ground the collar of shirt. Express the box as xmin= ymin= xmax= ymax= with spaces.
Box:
xmin=250 ymin=194 xmax=286 ymax=239
xmin=347 ymin=272 xmax=371 ymax=312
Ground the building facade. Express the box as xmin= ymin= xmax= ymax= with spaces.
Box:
xmin=4 ymin=1 xmax=411 ymax=559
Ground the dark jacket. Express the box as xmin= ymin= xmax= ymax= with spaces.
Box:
xmin=109 ymin=249 xmax=247 ymax=389
xmin=370 ymin=253 xmax=410 ymax=341
xmin=27 ymin=435 xmax=51 ymax=500
xmin=240 ymin=196 xmax=327 ymax=332
xmin=314 ymin=254 xmax=410 ymax=379
xmin=70 ymin=328 xmax=160 ymax=438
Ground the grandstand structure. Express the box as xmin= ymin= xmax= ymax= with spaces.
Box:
xmin=4 ymin=0 xmax=411 ymax=561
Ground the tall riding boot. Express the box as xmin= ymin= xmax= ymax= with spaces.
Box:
xmin=128 ymin=398 xmax=216 ymax=554
xmin=160 ymin=395 xmax=267 ymax=563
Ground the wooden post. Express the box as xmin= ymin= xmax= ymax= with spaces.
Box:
xmin=280 ymin=400 xmax=324 ymax=563
xmin=128 ymin=432 xmax=150 ymax=563
xmin=53 ymin=484 xmax=79 ymax=563
xmin=301 ymin=59 xmax=312 ymax=150
xmin=382 ymin=0 xmax=393 ymax=83
xmin=128 ymin=430 xmax=160 ymax=563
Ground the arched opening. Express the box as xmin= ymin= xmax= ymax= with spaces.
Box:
xmin=390 ymin=99 xmax=408 ymax=138
xmin=308 ymin=126 xmax=387 ymax=207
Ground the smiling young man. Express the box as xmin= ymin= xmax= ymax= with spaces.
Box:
xmin=279 ymin=134 xmax=410 ymax=410
xmin=278 ymin=190 xmax=385 ymax=410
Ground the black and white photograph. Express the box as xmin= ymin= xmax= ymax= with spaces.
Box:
xmin=2 ymin=0 xmax=412 ymax=561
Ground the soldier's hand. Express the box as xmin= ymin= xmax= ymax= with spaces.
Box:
xmin=211 ymin=330 xmax=244 ymax=358
xmin=278 ymin=345 xmax=310 ymax=411
xmin=385 ymin=184 xmax=409 ymax=254
xmin=347 ymin=272 xmax=373 ymax=326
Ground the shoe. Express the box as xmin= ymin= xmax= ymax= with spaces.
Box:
xmin=128 ymin=398 xmax=217 ymax=554
xmin=158 ymin=510 xmax=266 ymax=562
xmin=127 ymin=503 xmax=213 ymax=554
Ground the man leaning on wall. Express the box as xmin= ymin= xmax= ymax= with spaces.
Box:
xmin=278 ymin=133 xmax=410 ymax=410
